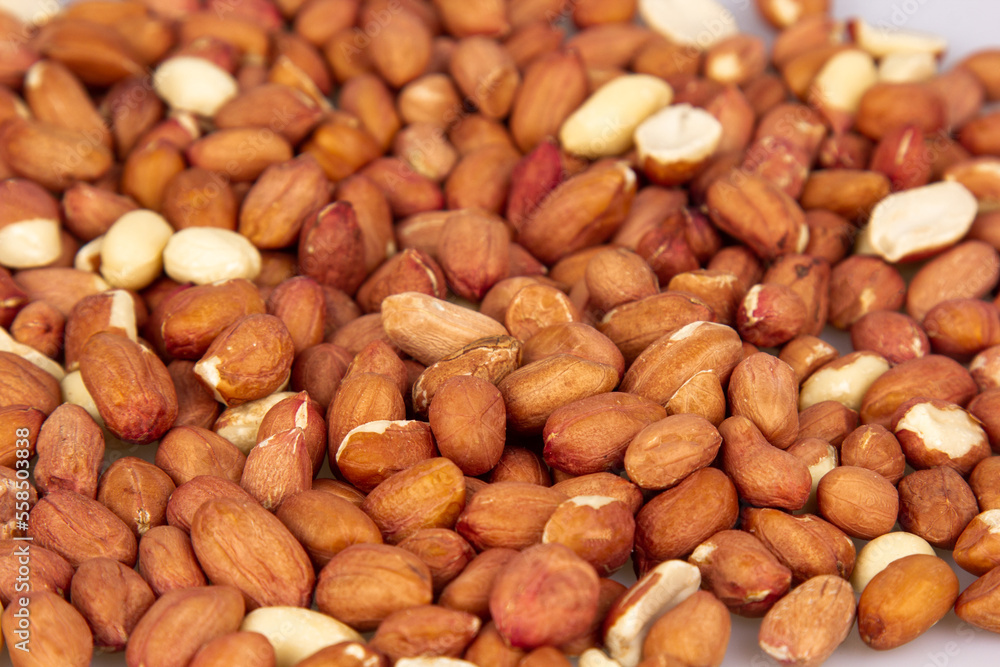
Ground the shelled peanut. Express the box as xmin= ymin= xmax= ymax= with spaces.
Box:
xmin=3 ymin=0 xmax=1000 ymax=665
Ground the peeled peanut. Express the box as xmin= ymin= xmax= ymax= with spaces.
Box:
xmin=240 ymin=606 xmax=362 ymax=667
xmin=559 ymin=75 xmax=673 ymax=158
xmin=0 ymin=219 xmax=61 ymax=269
xmin=163 ymin=228 xmax=262 ymax=285
xmin=154 ymin=57 xmax=239 ymax=117
xmin=99 ymin=210 xmax=173 ymax=290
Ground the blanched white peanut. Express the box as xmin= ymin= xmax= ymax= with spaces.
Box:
xmin=213 ymin=392 xmax=297 ymax=454
xmin=560 ymin=75 xmax=674 ymax=159
xmin=74 ymin=237 xmax=104 ymax=273
xmin=100 ymin=210 xmax=173 ymax=290
xmin=879 ymin=52 xmax=938 ymax=83
xmin=60 ymin=370 xmax=103 ymax=425
xmin=850 ymin=532 xmax=936 ymax=595
xmin=603 ymin=559 xmax=701 ymax=667
xmin=634 ymin=104 xmax=722 ymax=182
xmin=153 ymin=56 xmax=239 ymax=117
xmin=0 ymin=219 xmax=62 ymax=269
xmin=850 ymin=18 xmax=947 ymax=58
xmin=811 ymin=49 xmax=878 ymax=115
xmin=580 ymin=648 xmax=624 ymax=667
xmin=799 ymin=352 xmax=890 ymax=411
xmin=163 ymin=228 xmax=262 ymax=286
xmin=0 ymin=0 xmax=55 ymax=24
xmin=867 ymin=181 xmax=978 ymax=263
xmin=240 ymin=606 xmax=362 ymax=667
xmin=639 ymin=0 xmax=739 ymax=48
xmin=0 ymin=326 xmax=66 ymax=380
xmin=793 ymin=440 xmax=839 ymax=514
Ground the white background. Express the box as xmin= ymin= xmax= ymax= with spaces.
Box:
xmin=4 ymin=0 xmax=1000 ymax=665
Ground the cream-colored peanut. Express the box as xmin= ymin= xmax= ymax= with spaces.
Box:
xmin=639 ymin=0 xmax=739 ymax=48
xmin=99 ymin=210 xmax=173 ymax=290
xmin=0 ymin=219 xmax=61 ymax=269
xmin=867 ymin=182 xmax=978 ymax=263
xmin=799 ymin=352 xmax=890 ymax=411
xmin=213 ymin=392 xmax=297 ymax=454
xmin=60 ymin=369 xmax=103 ymax=425
xmin=153 ymin=56 xmax=239 ymax=117
xmin=879 ymin=52 xmax=937 ymax=83
xmin=240 ymin=606 xmax=362 ymax=667
xmin=74 ymin=237 xmax=103 ymax=273
xmin=0 ymin=326 xmax=66 ymax=380
xmin=163 ymin=228 xmax=262 ymax=286
xmin=850 ymin=532 xmax=936 ymax=595
xmin=560 ymin=75 xmax=673 ymax=159
xmin=604 ymin=560 xmax=701 ymax=667
xmin=811 ymin=49 xmax=878 ymax=114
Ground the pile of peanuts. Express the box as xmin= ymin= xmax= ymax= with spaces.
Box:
xmin=1 ymin=0 xmax=1000 ymax=666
